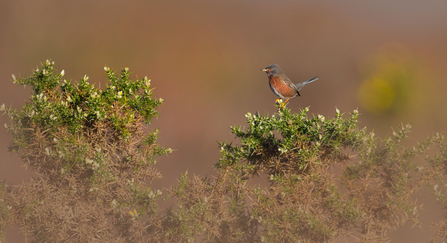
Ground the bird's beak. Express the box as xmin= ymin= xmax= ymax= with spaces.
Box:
xmin=261 ymin=68 xmax=268 ymax=72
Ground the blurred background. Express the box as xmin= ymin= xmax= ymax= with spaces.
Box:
xmin=1 ymin=0 xmax=446 ymax=241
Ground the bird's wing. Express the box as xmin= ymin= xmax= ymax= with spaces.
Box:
xmin=295 ymin=76 xmax=319 ymax=91
xmin=280 ymin=76 xmax=301 ymax=96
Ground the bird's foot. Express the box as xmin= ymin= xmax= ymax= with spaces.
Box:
xmin=275 ymin=98 xmax=290 ymax=110
xmin=275 ymin=99 xmax=286 ymax=111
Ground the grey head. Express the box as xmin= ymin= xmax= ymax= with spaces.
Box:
xmin=261 ymin=64 xmax=284 ymax=77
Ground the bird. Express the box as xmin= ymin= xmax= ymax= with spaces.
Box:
xmin=261 ymin=64 xmax=319 ymax=108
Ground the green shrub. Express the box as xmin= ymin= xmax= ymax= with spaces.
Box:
xmin=173 ymin=105 xmax=446 ymax=242
xmin=2 ymin=61 xmax=447 ymax=242
xmin=2 ymin=60 xmax=171 ymax=242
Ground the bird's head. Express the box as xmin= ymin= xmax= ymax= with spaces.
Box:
xmin=261 ymin=64 xmax=283 ymax=77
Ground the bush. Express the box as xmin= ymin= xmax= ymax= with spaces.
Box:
xmin=1 ymin=61 xmax=447 ymax=242
xmin=186 ymin=106 xmax=442 ymax=242
xmin=2 ymin=60 xmax=171 ymax=242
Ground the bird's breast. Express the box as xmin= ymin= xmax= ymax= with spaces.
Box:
xmin=269 ymin=76 xmax=298 ymax=98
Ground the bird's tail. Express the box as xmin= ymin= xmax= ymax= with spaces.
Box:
xmin=295 ymin=76 xmax=319 ymax=91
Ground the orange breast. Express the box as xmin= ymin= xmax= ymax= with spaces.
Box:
xmin=269 ymin=77 xmax=297 ymax=98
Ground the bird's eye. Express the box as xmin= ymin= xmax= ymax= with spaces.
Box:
xmin=269 ymin=68 xmax=273 ymax=72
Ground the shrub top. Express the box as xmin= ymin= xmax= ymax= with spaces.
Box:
xmin=3 ymin=60 xmax=171 ymax=182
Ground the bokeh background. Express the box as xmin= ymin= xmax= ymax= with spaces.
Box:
xmin=1 ymin=0 xmax=447 ymax=242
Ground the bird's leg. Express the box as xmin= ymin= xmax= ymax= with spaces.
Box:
xmin=279 ymin=98 xmax=290 ymax=108
xmin=275 ymin=99 xmax=285 ymax=109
